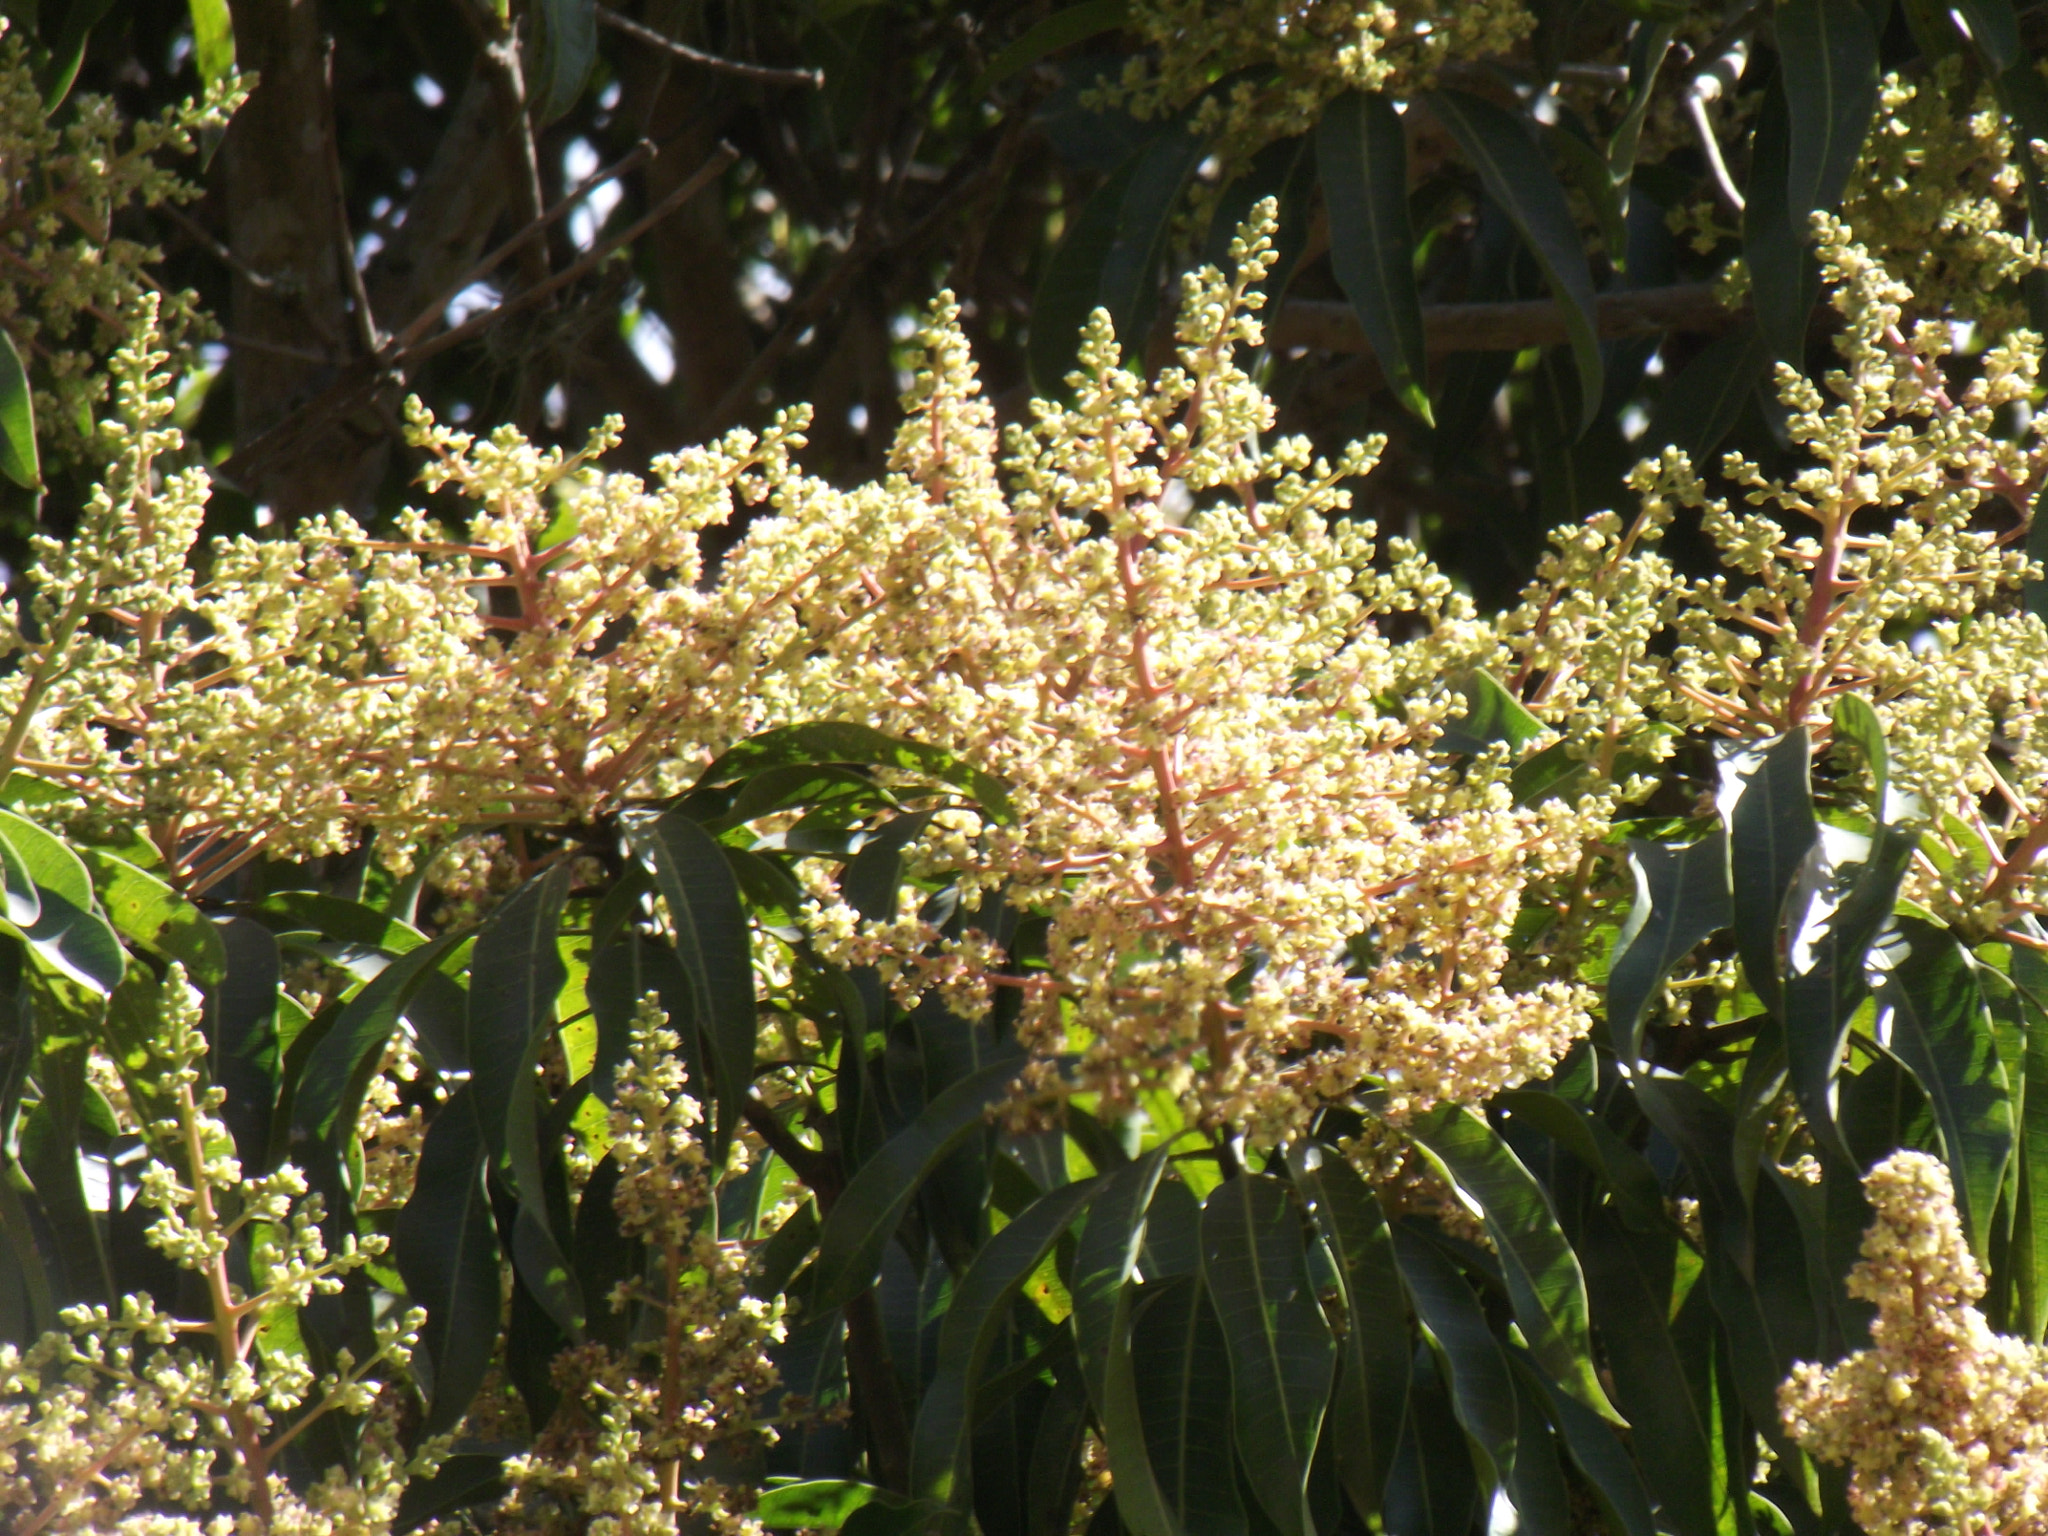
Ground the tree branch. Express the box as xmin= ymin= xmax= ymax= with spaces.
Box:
xmin=595 ymin=5 xmax=823 ymax=88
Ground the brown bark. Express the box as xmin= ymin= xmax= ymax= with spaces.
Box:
xmin=222 ymin=0 xmax=384 ymax=517
xmin=364 ymin=68 xmax=512 ymax=329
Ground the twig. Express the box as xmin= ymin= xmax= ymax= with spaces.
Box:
xmin=595 ymin=5 xmax=822 ymax=88
xmin=1686 ymin=87 xmax=1746 ymax=215
xmin=157 ymin=203 xmax=277 ymax=292
xmin=323 ymin=39 xmax=384 ymax=353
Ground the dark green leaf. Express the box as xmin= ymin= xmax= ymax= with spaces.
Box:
xmin=1436 ymin=668 xmax=1544 ymax=756
xmin=1318 ymin=91 xmax=1431 ymax=422
xmin=1030 ymin=115 xmax=1211 ymax=395
xmin=1607 ymin=833 xmax=1731 ymax=1063
xmin=1886 ymin=919 xmax=2012 ymax=1263
xmin=245 ymin=890 xmax=427 ymax=954
xmin=1512 ymin=1346 xmax=1659 ymax=1536
xmin=1071 ymin=1149 xmax=1172 ymax=1413
xmin=1200 ymin=1173 xmax=1337 ymax=1536
xmin=529 ymin=0 xmax=596 ymax=122
xmin=79 ymin=849 xmax=225 ymax=988
xmin=393 ymin=1448 xmax=512 ymax=1534
xmin=810 ymin=1054 xmax=1023 ymax=1309
xmin=1952 ymin=0 xmax=2022 ymax=70
xmin=0 ymin=329 xmax=37 ymax=490
xmin=1382 ymin=1346 xmax=1481 ymax=1536
xmin=1777 ymin=0 xmax=1879 ymax=225
xmin=0 ymin=827 xmax=37 ymax=929
xmin=1720 ymin=731 xmax=1820 ymax=1015
xmin=700 ymin=721 xmax=1014 ymax=825
xmin=0 ymin=811 xmax=123 ymax=997
xmin=394 ymin=1087 xmax=502 ymax=1437
xmin=977 ymin=0 xmax=1129 ymax=92
xmin=1388 ymin=1099 xmax=1621 ymax=1425
xmin=1782 ymin=824 xmax=1918 ymax=1158
xmin=1391 ymin=1227 xmax=1518 ymax=1499
xmin=911 ymin=1179 xmax=1100 ymax=1508
xmin=465 ymin=864 xmax=579 ymax=1336
xmin=1495 ymin=1089 xmax=1667 ymax=1232
xmin=626 ymin=809 xmax=758 ymax=1164
xmin=1284 ymin=1143 xmax=1408 ymax=1518
xmin=1128 ymin=1275 xmax=1248 ymax=1536
xmin=1744 ymin=78 xmax=1821 ymax=364
xmin=2008 ymin=944 xmax=2048 ymax=1341
xmin=843 ymin=810 xmax=937 ymax=924
xmin=1423 ymin=88 xmax=1603 ymax=433
xmin=293 ymin=930 xmax=467 ymax=1144
xmin=757 ymin=1480 xmax=912 ymax=1529
xmin=209 ymin=916 xmax=282 ymax=1167
xmin=1644 ymin=321 xmax=1772 ymax=464
xmin=1831 ymin=693 xmax=1889 ymax=813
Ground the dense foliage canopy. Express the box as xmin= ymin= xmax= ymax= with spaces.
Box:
xmin=5 ymin=2 xmax=2048 ymax=1535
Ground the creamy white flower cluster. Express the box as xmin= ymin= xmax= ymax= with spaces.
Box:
xmin=495 ymin=997 xmax=783 ymax=1536
xmin=1783 ymin=1152 xmax=2048 ymax=1536
xmin=0 ymin=966 xmax=432 ymax=1534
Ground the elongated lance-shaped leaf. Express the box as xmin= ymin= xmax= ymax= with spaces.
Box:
xmin=1102 ymin=1266 xmax=1182 ymax=1536
xmin=1831 ymin=693 xmax=1890 ymax=813
xmin=810 ymin=1054 xmax=1023 ymax=1309
xmin=626 ymin=808 xmax=758 ymax=1164
xmin=1718 ymin=731 xmax=1820 ymax=1015
xmin=699 ymin=720 xmax=1015 ymax=825
xmin=1514 ymin=1342 xmax=1659 ymax=1536
xmin=1318 ymin=91 xmax=1430 ymax=422
xmin=1886 ymin=919 xmax=2013 ymax=1264
xmin=1574 ymin=1207 xmax=1721 ymax=1536
xmin=1200 ymin=1173 xmax=1337 ymax=1536
xmin=80 ymin=849 xmax=225 ymax=988
xmin=1495 ymin=1088 xmax=1667 ymax=1233
xmin=465 ymin=864 xmax=580 ymax=1335
xmin=186 ymin=0 xmax=234 ymax=88
xmin=977 ymin=0 xmax=1129 ymax=91
xmin=1607 ymin=21 xmax=1676 ymax=189
xmin=2007 ymin=942 xmax=2048 ymax=1340
xmin=1782 ymin=823 xmax=1918 ymax=1159
xmin=1748 ymin=72 xmax=1813 ymax=369
xmin=0 ymin=329 xmax=37 ymax=491
xmin=910 ymin=1178 xmax=1100 ymax=1515
xmin=1422 ymin=88 xmax=1603 ymax=433
xmin=1071 ymin=1148 xmax=1174 ymax=1413
xmin=1383 ymin=1345 xmax=1482 ymax=1536
xmin=0 ymin=810 xmax=123 ymax=997
xmin=1643 ymin=320 xmax=1773 ymax=464
xmin=1381 ymin=1098 xmax=1622 ymax=1425
xmin=1607 ymin=833 xmax=1731 ymax=1063
xmin=1391 ymin=1227 xmax=1520 ymax=1502
xmin=394 ymin=1087 xmax=503 ymax=1436
xmin=529 ymin=0 xmax=596 ymax=122
xmin=1436 ymin=668 xmax=1545 ymax=757
xmin=1123 ymin=1274 xmax=1249 ymax=1536
xmin=1777 ymin=0 xmax=1880 ymax=227
xmin=294 ymin=929 xmax=468 ymax=1144
xmin=1285 ymin=1143 xmax=1409 ymax=1517
xmin=209 ymin=916 xmax=282 ymax=1168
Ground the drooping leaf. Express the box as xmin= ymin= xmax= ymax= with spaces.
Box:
xmin=1512 ymin=1346 xmax=1660 ymax=1536
xmin=1391 ymin=1227 xmax=1519 ymax=1503
xmin=1831 ymin=693 xmax=1890 ymax=813
xmin=757 ymin=1480 xmax=913 ymax=1528
xmin=1777 ymin=0 xmax=1880 ymax=228
xmin=1719 ymin=731 xmax=1820 ymax=1015
xmin=246 ymin=890 xmax=427 ymax=955
xmin=393 ymin=1448 xmax=513 ymax=1535
xmin=528 ymin=0 xmax=597 ymax=122
xmin=1382 ymin=1345 xmax=1482 ymax=1536
xmin=0 ymin=811 xmax=123 ymax=997
xmin=810 ymin=1053 xmax=1024 ymax=1309
xmin=79 ymin=849 xmax=225 ymax=988
xmin=1886 ymin=919 xmax=2013 ymax=1264
xmin=699 ymin=721 xmax=1014 ymax=825
xmin=1285 ymin=1143 xmax=1409 ymax=1518
xmin=1387 ymin=1098 xmax=1622 ymax=1425
xmin=1782 ymin=824 xmax=1918 ymax=1158
xmin=1643 ymin=321 xmax=1771 ymax=464
xmin=1423 ymin=88 xmax=1603 ymax=432
xmin=394 ymin=1087 xmax=502 ymax=1437
xmin=1071 ymin=1148 xmax=1173 ymax=1412
xmin=1200 ymin=1173 xmax=1337 ymax=1536
xmin=1127 ymin=1274 xmax=1249 ymax=1536
xmin=911 ymin=1179 xmax=1100 ymax=1510
xmin=186 ymin=0 xmax=235 ymax=88
xmin=2009 ymin=944 xmax=2048 ymax=1340
xmin=626 ymin=809 xmax=758 ymax=1164
xmin=977 ymin=0 xmax=1130 ymax=92
xmin=1494 ymin=1089 xmax=1667 ymax=1233
xmin=0 ymin=329 xmax=37 ymax=491
xmin=1435 ymin=668 xmax=1545 ymax=757
xmin=292 ymin=930 xmax=467 ymax=1144
xmin=1318 ymin=91 xmax=1431 ymax=422
xmin=1028 ymin=115 xmax=1210 ymax=394
xmin=1606 ymin=832 xmax=1731 ymax=1063
xmin=209 ymin=915 xmax=282 ymax=1167
xmin=1744 ymin=77 xmax=1820 ymax=365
